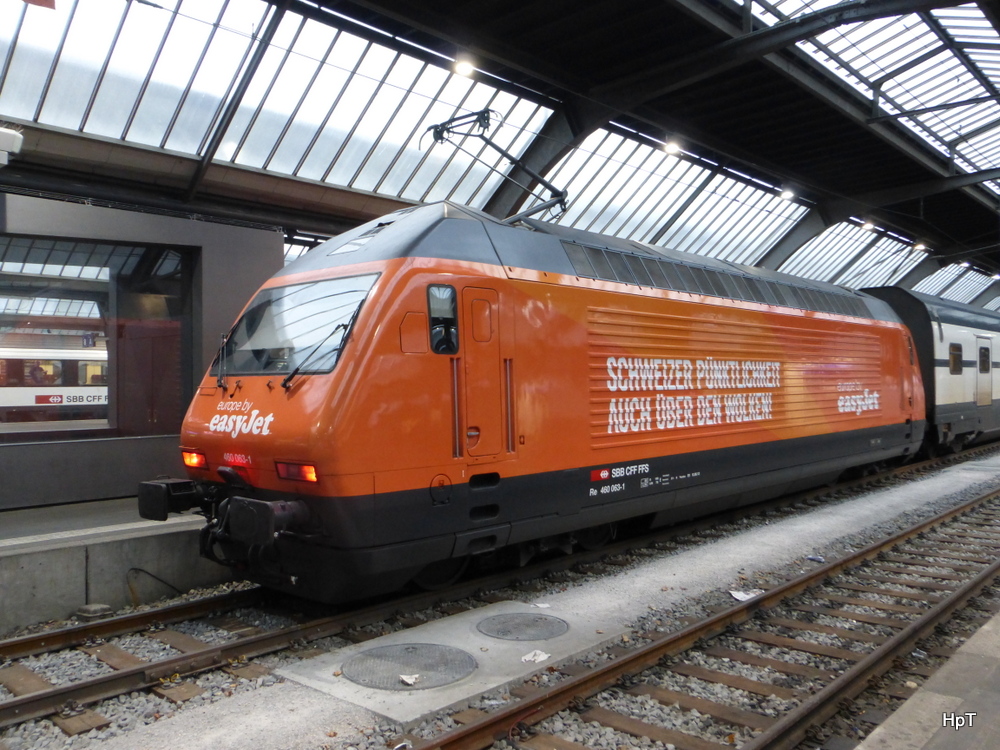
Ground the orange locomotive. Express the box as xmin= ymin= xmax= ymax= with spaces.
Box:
xmin=139 ymin=202 xmax=925 ymax=601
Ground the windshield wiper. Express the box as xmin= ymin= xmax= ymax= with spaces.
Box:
xmin=280 ymin=321 xmax=349 ymax=390
xmin=216 ymin=332 xmax=228 ymax=389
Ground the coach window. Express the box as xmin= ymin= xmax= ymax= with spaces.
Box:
xmin=949 ymin=344 xmax=963 ymax=375
xmin=428 ymin=285 xmax=459 ymax=354
xmin=980 ymin=347 xmax=991 ymax=373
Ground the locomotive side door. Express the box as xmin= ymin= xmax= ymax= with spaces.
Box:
xmin=462 ymin=287 xmax=502 ymax=457
xmin=976 ymin=337 xmax=992 ymax=407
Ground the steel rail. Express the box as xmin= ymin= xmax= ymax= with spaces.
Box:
xmin=0 ymin=611 xmax=349 ymax=728
xmin=407 ymin=487 xmax=1000 ymax=750
xmin=0 ymin=588 xmax=264 ymax=662
xmin=742 ymin=550 xmax=1000 ymax=749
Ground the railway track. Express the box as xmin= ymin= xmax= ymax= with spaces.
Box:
xmin=401 ymin=485 xmax=1000 ymax=750
xmin=1 ymin=444 xmax=998 ymax=744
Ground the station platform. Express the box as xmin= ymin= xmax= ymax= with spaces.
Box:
xmin=0 ymin=498 xmax=231 ymax=635
xmin=855 ymin=609 xmax=1000 ymax=750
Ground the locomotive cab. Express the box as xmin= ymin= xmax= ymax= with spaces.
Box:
xmin=139 ymin=204 xmax=521 ymax=599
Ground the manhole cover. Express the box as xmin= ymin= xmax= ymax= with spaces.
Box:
xmin=340 ymin=643 xmax=477 ymax=691
xmin=476 ymin=613 xmax=569 ymax=641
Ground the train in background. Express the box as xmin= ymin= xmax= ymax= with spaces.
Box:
xmin=0 ymin=347 xmax=108 ymax=424
xmin=138 ymin=201 xmax=1000 ymax=602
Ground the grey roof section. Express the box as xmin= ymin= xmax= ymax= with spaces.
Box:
xmin=280 ymin=201 xmax=901 ymax=323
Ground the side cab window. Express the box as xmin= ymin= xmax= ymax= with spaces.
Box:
xmin=428 ymin=285 xmax=459 ymax=354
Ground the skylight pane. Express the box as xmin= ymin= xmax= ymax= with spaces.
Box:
xmin=959 ymin=118 xmax=1000 ymax=166
xmin=164 ymin=2 xmax=268 ymax=154
xmin=519 ymin=128 xmax=803 ymax=261
xmin=835 ymin=237 xmax=924 ymax=288
xmin=37 ymin=2 xmax=127 ymax=130
xmin=0 ymin=2 xmax=25 ymax=52
xmin=940 ymin=268 xmax=993 ymax=303
xmin=294 ymin=41 xmax=391 ymax=180
xmin=215 ymin=14 xmax=300 ymax=162
xmin=85 ymin=2 xmax=177 ymax=139
xmin=779 ymin=222 xmax=873 ymax=282
xmin=0 ymin=1 xmax=74 ymax=121
xmin=912 ymin=264 xmax=965 ymax=295
xmin=576 ymin=141 xmax=646 ymax=233
xmin=235 ymin=23 xmax=330 ymax=168
xmin=126 ymin=12 xmax=215 ymax=147
xmin=329 ymin=53 xmax=419 ymax=188
xmin=655 ymin=174 xmax=805 ymax=264
xmin=816 ymin=16 xmax=935 ymax=83
xmin=371 ymin=65 xmax=451 ymax=195
xmin=933 ymin=6 xmax=997 ymax=44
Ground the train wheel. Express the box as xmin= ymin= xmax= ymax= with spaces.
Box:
xmin=411 ymin=556 xmax=469 ymax=590
xmin=575 ymin=523 xmax=616 ymax=551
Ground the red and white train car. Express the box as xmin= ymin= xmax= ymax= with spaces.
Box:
xmin=0 ymin=347 xmax=108 ymax=426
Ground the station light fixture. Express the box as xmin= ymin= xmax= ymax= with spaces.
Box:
xmin=779 ymin=188 xmax=795 ymax=200
xmin=0 ymin=125 xmax=23 ymax=168
xmin=454 ymin=57 xmax=475 ymax=77
xmin=914 ymin=242 xmax=927 ymax=251
xmin=862 ymin=220 xmax=875 ymax=231
xmin=663 ymin=139 xmax=682 ymax=155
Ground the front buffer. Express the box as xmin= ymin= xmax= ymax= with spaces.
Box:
xmin=137 ymin=476 xmax=452 ymax=602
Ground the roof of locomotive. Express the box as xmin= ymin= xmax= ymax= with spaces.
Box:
xmin=279 ymin=202 xmax=899 ymax=323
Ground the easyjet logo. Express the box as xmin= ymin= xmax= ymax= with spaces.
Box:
xmin=208 ymin=410 xmax=275 ymax=438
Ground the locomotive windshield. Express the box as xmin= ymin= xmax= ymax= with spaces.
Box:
xmin=212 ymin=273 xmax=379 ymax=376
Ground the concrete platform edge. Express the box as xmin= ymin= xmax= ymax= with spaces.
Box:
xmin=0 ymin=524 xmax=233 ymax=636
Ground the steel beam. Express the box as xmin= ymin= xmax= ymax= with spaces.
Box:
xmin=593 ymin=0 xmax=965 ymax=107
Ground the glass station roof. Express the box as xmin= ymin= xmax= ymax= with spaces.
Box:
xmin=2 ymin=0 xmax=1000 ymax=306
xmin=757 ymin=2 xmax=1000 ymax=194
xmin=521 ymin=128 xmax=809 ymax=266
xmin=0 ymin=0 xmax=550 ymax=209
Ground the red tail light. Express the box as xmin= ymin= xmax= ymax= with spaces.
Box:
xmin=276 ymin=462 xmax=318 ymax=482
xmin=182 ymin=450 xmax=208 ymax=469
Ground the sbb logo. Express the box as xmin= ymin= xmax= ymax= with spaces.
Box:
xmin=35 ymin=395 xmax=63 ymax=404
xmin=590 ymin=468 xmax=610 ymax=482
